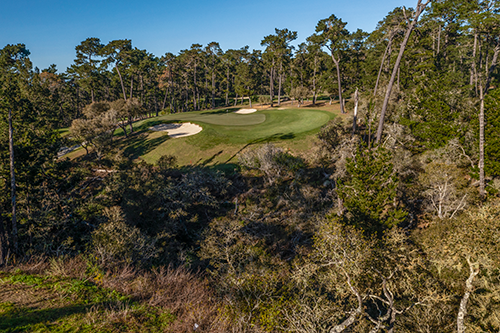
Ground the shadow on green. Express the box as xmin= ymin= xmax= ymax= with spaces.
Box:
xmin=122 ymin=133 xmax=171 ymax=159
xmin=0 ymin=302 xmax=92 ymax=330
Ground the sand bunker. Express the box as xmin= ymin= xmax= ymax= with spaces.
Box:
xmin=234 ymin=108 xmax=257 ymax=114
xmin=149 ymin=122 xmax=202 ymax=138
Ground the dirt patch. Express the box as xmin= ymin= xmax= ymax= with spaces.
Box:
xmin=234 ymin=109 xmax=257 ymax=114
xmin=149 ymin=122 xmax=202 ymax=138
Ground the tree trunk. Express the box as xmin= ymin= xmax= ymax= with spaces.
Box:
xmin=436 ymin=24 xmax=441 ymax=55
xmin=313 ymin=56 xmax=317 ymax=104
xmin=194 ymin=63 xmax=198 ymax=111
xmin=470 ymin=31 xmax=478 ymax=88
xmin=330 ymin=271 xmax=362 ymax=333
xmin=162 ymin=87 xmax=168 ymax=110
xmin=269 ymin=59 xmax=274 ymax=107
xmin=130 ymin=75 xmax=134 ymax=100
xmin=211 ymin=71 xmax=215 ymax=109
xmin=129 ymin=116 xmax=133 ymax=133
xmin=8 ymin=109 xmax=17 ymax=253
xmin=226 ymin=67 xmax=230 ymax=106
xmin=479 ymin=87 xmax=485 ymax=197
xmin=376 ymin=0 xmax=430 ymax=144
xmin=278 ymin=61 xmax=282 ymax=106
xmin=352 ymin=88 xmax=359 ymax=136
xmin=374 ymin=38 xmax=392 ymax=96
xmin=477 ymin=40 xmax=500 ymax=197
xmin=0 ymin=211 xmax=6 ymax=266
xmin=115 ymin=64 xmax=127 ymax=101
xmin=457 ymin=258 xmax=479 ymax=333
xmin=331 ymin=53 xmax=344 ymax=114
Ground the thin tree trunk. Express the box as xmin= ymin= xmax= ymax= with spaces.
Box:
xmin=437 ymin=24 xmax=441 ymax=55
xmin=470 ymin=31 xmax=478 ymax=88
xmin=8 ymin=109 xmax=17 ymax=253
xmin=331 ymin=53 xmax=344 ymax=114
xmin=226 ymin=67 xmax=230 ymax=106
xmin=330 ymin=271 xmax=362 ymax=333
xmin=479 ymin=86 xmax=485 ymax=197
xmin=477 ymin=40 xmax=500 ymax=197
xmin=0 ymin=211 xmax=6 ymax=266
xmin=116 ymin=64 xmax=127 ymax=101
xmin=130 ymin=75 xmax=134 ymax=100
xmin=278 ymin=61 xmax=282 ymax=106
xmin=352 ymin=88 xmax=359 ymax=136
xmin=162 ymin=87 xmax=168 ymax=110
xmin=376 ymin=0 xmax=430 ymax=144
xmin=211 ymin=71 xmax=215 ymax=109
xmin=457 ymin=258 xmax=479 ymax=333
xmin=313 ymin=56 xmax=317 ymax=104
xmin=374 ymin=38 xmax=392 ymax=96
xmin=194 ymin=63 xmax=198 ymax=110
xmin=139 ymin=74 xmax=144 ymax=104
xmin=270 ymin=62 xmax=275 ymax=107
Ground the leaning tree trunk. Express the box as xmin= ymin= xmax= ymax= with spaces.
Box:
xmin=115 ymin=64 xmax=127 ymax=101
xmin=8 ymin=109 xmax=17 ymax=253
xmin=374 ymin=36 xmax=393 ymax=96
xmin=330 ymin=271 xmax=363 ymax=333
xmin=375 ymin=0 xmax=431 ymax=144
xmin=457 ymin=258 xmax=479 ymax=333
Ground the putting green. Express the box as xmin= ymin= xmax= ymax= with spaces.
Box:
xmin=162 ymin=110 xmax=266 ymax=126
xmin=115 ymin=107 xmax=335 ymax=165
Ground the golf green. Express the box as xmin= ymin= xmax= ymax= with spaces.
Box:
xmin=114 ymin=107 xmax=335 ymax=165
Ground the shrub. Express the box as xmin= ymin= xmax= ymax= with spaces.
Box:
xmin=239 ymin=144 xmax=305 ymax=185
xmin=92 ymin=206 xmax=158 ymax=267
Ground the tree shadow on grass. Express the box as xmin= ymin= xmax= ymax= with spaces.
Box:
xmin=201 ymin=108 xmax=238 ymax=115
xmin=222 ymin=132 xmax=295 ymax=164
xmin=0 ymin=303 xmax=93 ymax=330
xmin=122 ymin=132 xmax=171 ymax=159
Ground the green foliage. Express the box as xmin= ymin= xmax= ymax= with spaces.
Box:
xmin=91 ymin=206 xmax=158 ymax=267
xmin=337 ymin=147 xmax=407 ymax=233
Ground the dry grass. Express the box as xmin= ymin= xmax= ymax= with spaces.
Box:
xmin=2 ymin=255 xmax=231 ymax=332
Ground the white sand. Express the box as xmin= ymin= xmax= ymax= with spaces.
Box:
xmin=149 ymin=122 xmax=202 ymax=138
xmin=234 ymin=108 xmax=257 ymax=114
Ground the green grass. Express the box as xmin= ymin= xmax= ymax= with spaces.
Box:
xmin=111 ymin=107 xmax=336 ymax=166
xmin=0 ymin=271 xmax=175 ymax=332
xmin=57 ymin=128 xmax=70 ymax=138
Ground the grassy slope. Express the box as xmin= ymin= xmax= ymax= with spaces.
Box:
xmin=0 ymin=271 xmax=174 ymax=332
xmin=65 ymin=103 xmax=341 ymax=166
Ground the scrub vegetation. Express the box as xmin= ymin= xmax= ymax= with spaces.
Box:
xmin=1 ymin=0 xmax=500 ymax=331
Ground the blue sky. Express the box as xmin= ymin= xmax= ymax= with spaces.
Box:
xmin=1 ymin=0 xmax=418 ymax=72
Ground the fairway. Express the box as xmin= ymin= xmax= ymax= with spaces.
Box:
xmin=102 ymin=107 xmax=335 ymax=165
